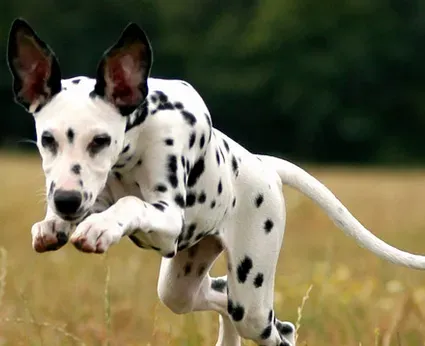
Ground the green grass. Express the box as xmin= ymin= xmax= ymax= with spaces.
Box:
xmin=1 ymin=151 xmax=425 ymax=345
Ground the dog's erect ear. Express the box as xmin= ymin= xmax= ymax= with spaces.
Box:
xmin=7 ymin=18 xmax=62 ymax=113
xmin=93 ymin=23 xmax=153 ymax=115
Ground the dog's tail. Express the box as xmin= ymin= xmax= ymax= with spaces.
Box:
xmin=258 ymin=154 xmax=425 ymax=270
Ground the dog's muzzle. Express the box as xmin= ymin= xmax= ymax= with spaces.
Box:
xmin=53 ymin=189 xmax=85 ymax=221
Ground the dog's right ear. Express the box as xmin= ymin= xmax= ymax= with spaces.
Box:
xmin=93 ymin=22 xmax=153 ymax=116
xmin=7 ymin=18 xmax=62 ymax=113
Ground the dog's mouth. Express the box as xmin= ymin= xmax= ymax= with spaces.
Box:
xmin=57 ymin=210 xmax=91 ymax=224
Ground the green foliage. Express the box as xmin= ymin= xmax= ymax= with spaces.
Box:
xmin=1 ymin=0 xmax=425 ymax=164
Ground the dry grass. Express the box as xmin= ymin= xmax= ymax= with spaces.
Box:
xmin=2 ymin=151 xmax=425 ymax=345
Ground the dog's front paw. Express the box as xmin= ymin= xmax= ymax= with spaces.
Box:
xmin=70 ymin=215 xmax=123 ymax=254
xmin=31 ymin=219 xmax=72 ymax=252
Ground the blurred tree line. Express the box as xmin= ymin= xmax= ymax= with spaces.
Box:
xmin=1 ymin=0 xmax=425 ymax=165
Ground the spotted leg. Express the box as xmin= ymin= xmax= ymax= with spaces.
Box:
xmin=157 ymin=236 xmax=241 ymax=346
xmin=221 ymin=191 xmax=296 ymax=345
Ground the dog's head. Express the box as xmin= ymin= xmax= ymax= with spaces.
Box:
xmin=7 ymin=18 xmax=153 ymax=222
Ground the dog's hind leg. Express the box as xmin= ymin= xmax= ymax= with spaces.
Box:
xmin=221 ymin=187 xmax=296 ymax=346
xmin=157 ymin=236 xmax=241 ymax=346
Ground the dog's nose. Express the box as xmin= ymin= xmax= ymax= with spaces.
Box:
xmin=54 ymin=189 xmax=82 ymax=215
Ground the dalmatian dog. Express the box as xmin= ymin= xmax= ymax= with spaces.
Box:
xmin=7 ymin=18 xmax=425 ymax=346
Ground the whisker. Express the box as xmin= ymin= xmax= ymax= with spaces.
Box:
xmin=16 ymin=138 xmax=37 ymax=146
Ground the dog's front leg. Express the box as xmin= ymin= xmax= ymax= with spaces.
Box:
xmin=31 ymin=207 xmax=74 ymax=252
xmin=70 ymin=196 xmax=182 ymax=255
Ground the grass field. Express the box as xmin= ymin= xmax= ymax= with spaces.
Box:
xmin=1 ymin=152 xmax=425 ymax=346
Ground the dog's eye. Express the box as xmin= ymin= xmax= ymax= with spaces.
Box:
xmin=88 ymin=134 xmax=111 ymax=155
xmin=41 ymin=131 xmax=58 ymax=153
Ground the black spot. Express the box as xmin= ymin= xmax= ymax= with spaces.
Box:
xmin=79 ymin=180 xmax=83 ymax=187
xmin=198 ymin=191 xmax=206 ymax=204
xmin=151 ymin=246 xmax=161 ymax=251
xmin=122 ymin=144 xmax=130 ymax=153
xmin=220 ymin=148 xmax=226 ymax=163
xmin=114 ymin=172 xmax=122 ymax=181
xmin=264 ymin=219 xmax=274 ymax=233
xmin=276 ymin=321 xmax=294 ymax=335
xmin=211 ymin=278 xmax=227 ymax=293
xmin=164 ymin=251 xmax=175 ymax=258
xmin=198 ymin=264 xmax=206 ymax=276
xmin=268 ymin=310 xmax=273 ymax=322
xmin=186 ymin=223 xmax=196 ymax=240
xmin=155 ymin=90 xmax=168 ymax=102
xmin=187 ymin=158 xmax=205 ymax=187
xmin=66 ymin=128 xmax=75 ymax=144
xmin=232 ymin=304 xmax=245 ymax=321
xmin=237 ymin=256 xmax=253 ymax=283
xmin=232 ymin=197 xmax=236 ymax=208
xmin=83 ymin=191 xmax=88 ymax=200
xmin=223 ymin=139 xmax=230 ymax=152
xmin=254 ymin=273 xmax=264 ymax=288
xmin=155 ymin=184 xmax=168 ymax=193
xmin=186 ymin=192 xmax=196 ymax=207
xmin=153 ymin=203 xmax=165 ymax=212
xmin=168 ymin=155 xmax=178 ymax=173
xmin=158 ymin=102 xmax=175 ymax=110
xmin=174 ymin=194 xmax=185 ymax=208
xmin=260 ymin=325 xmax=272 ymax=339
xmin=232 ymin=156 xmax=239 ymax=175
xmin=184 ymin=262 xmax=192 ymax=275
xmin=210 ymin=200 xmax=216 ymax=209
xmin=165 ymin=138 xmax=174 ymax=146
xmin=181 ymin=110 xmax=197 ymax=126
xmin=167 ymin=155 xmax=178 ymax=188
xmin=71 ymin=164 xmax=81 ymax=175
xmin=255 ymin=194 xmax=264 ymax=207
xmin=137 ymin=159 xmax=142 ymax=166
xmin=150 ymin=94 xmax=158 ymax=103
xmin=71 ymin=78 xmax=80 ymax=84
xmin=217 ymin=180 xmax=223 ymax=195
xmin=216 ymin=149 xmax=221 ymax=165
xmin=200 ymin=134 xmax=205 ymax=149
xmin=189 ymin=132 xmax=196 ymax=149
xmin=174 ymin=102 xmax=183 ymax=109
xmin=113 ymin=163 xmax=126 ymax=169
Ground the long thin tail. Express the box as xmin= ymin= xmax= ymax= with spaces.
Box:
xmin=259 ymin=155 xmax=425 ymax=270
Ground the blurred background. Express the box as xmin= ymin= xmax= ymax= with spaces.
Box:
xmin=2 ymin=0 xmax=425 ymax=165
xmin=2 ymin=1 xmax=425 ymax=345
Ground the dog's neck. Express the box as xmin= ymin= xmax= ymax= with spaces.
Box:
xmin=111 ymin=101 xmax=148 ymax=174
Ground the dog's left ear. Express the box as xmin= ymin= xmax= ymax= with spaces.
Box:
xmin=93 ymin=22 xmax=153 ymax=115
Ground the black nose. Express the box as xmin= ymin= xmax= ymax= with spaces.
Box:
xmin=54 ymin=189 xmax=82 ymax=215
